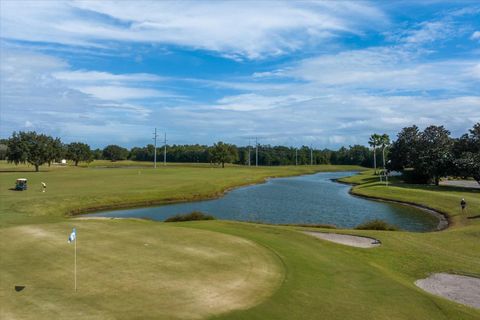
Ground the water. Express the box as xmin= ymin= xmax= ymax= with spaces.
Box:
xmin=90 ymin=171 xmax=439 ymax=231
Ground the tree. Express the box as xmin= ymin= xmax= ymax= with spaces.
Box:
xmin=416 ymin=125 xmax=453 ymax=185
xmin=0 ymin=139 xmax=8 ymax=160
xmin=6 ymin=131 xmax=62 ymax=172
xmin=453 ymin=122 xmax=480 ymax=184
xmin=209 ymin=141 xmax=238 ymax=168
xmin=379 ymin=134 xmax=390 ymax=174
xmin=92 ymin=148 xmax=103 ymax=160
xmin=102 ymin=145 xmax=129 ymax=161
xmin=454 ymin=152 xmax=480 ymax=184
xmin=368 ymin=134 xmax=381 ymax=174
xmin=66 ymin=142 xmax=93 ymax=166
xmin=47 ymin=137 xmax=64 ymax=166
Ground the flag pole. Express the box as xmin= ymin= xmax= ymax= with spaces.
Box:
xmin=74 ymin=232 xmax=77 ymax=292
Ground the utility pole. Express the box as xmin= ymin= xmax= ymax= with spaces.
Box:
xmin=295 ymin=148 xmax=298 ymax=166
xmin=163 ymin=132 xmax=167 ymax=166
xmin=153 ymin=128 xmax=158 ymax=168
xmin=383 ymin=146 xmax=388 ymax=186
xmin=248 ymin=138 xmax=251 ymax=166
xmin=255 ymin=137 xmax=258 ymax=167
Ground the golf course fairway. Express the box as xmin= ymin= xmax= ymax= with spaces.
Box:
xmin=0 ymin=162 xmax=479 ymax=319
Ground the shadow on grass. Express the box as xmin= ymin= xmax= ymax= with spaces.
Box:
xmin=0 ymin=170 xmax=41 ymax=173
xmin=389 ymin=182 xmax=480 ymax=194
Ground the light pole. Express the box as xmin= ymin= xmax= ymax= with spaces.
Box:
xmin=153 ymin=128 xmax=158 ymax=168
xmin=163 ymin=132 xmax=167 ymax=166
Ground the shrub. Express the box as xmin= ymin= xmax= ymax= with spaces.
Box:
xmin=164 ymin=211 xmax=215 ymax=222
xmin=355 ymin=219 xmax=399 ymax=231
xmin=283 ymin=223 xmax=336 ymax=229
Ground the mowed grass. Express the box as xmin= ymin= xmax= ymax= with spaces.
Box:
xmin=1 ymin=162 xmax=479 ymax=319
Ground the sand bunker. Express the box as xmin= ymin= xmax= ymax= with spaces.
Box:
xmin=302 ymin=231 xmax=380 ymax=248
xmin=415 ymin=273 xmax=480 ymax=309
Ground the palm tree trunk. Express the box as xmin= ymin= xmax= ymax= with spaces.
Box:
xmin=373 ymin=147 xmax=377 ymax=174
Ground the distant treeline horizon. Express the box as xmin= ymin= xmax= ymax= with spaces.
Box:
xmin=1 ymin=122 xmax=478 ymax=186
xmin=0 ymin=135 xmax=377 ymax=167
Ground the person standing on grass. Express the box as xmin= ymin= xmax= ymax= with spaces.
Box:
xmin=460 ymin=198 xmax=467 ymax=214
xmin=41 ymin=182 xmax=46 ymax=193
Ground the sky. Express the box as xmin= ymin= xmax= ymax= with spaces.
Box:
xmin=0 ymin=1 xmax=479 ymax=149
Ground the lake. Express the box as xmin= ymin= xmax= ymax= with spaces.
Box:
xmin=89 ymin=171 xmax=439 ymax=231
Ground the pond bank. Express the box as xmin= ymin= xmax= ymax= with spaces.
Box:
xmin=332 ymin=178 xmax=449 ymax=231
xmin=86 ymin=172 xmax=439 ymax=232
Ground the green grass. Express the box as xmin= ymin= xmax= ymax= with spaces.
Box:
xmin=338 ymin=170 xmax=480 ymax=227
xmin=1 ymin=162 xmax=479 ymax=319
xmin=0 ymin=220 xmax=282 ymax=320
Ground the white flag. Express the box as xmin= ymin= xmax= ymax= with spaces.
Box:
xmin=68 ymin=228 xmax=76 ymax=243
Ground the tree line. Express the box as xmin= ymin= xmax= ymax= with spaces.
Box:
xmin=0 ymin=132 xmax=378 ymax=171
xmin=1 ymin=122 xmax=478 ymax=186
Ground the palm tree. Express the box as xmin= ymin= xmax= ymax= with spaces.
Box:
xmin=380 ymin=134 xmax=390 ymax=182
xmin=368 ymin=134 xmax=381 ymax=175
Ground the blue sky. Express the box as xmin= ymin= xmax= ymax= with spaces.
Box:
xmin=0 ymin=1 xmax=479 ymax=148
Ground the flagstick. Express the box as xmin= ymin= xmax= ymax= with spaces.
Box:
xmin=74 ymin=234 xmax=77 ymax=292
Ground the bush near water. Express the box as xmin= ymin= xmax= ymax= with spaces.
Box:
xmin=355 ymin=219 xmax=399 ymax=231
xmin=164 ymin=211 xmax=216 ymax=222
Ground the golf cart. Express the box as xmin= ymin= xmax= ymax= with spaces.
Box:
xmin=15 ymin=178 xmax=28 ymax=191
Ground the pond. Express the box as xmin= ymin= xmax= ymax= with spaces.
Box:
xmin=89 ymin=171 xmax=439 ymax=231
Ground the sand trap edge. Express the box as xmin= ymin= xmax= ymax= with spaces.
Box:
xmin=415 ymin=273 xmax=480 ymax=309
xmin=302 ymin=231 xmax=381 ymax=248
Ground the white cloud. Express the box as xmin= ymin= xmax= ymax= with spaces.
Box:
xmin=472 ymin=31 xmax=480 ymax=40
xmin=278 ymin=47 xmax=479 ymax=93
xmin=0 ymin=1 xmax=388 ymax=59
xmin=0 ymin=49 xmax=156 ymax=140
xmin=216 ymin=93 xmax=313 ymax=111
xmin=399 ymin=21 xmax=454 ymax=44
xmin=76 ymin=86 xmax=166 ymax=101
xmin=53 ymin=71 xmax=164 ymax=83
xmin=160 ymin=92 xmax=480 ymax=147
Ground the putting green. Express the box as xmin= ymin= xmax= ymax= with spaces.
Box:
xmin=0 ymin=220 xmax=283 ymax=320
